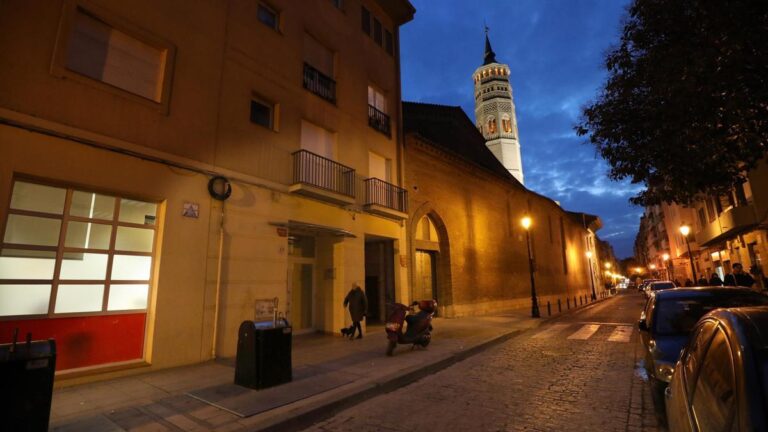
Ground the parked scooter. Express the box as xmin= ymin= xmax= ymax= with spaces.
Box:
xmin=384 ymin=299 xmax=437 ymax=356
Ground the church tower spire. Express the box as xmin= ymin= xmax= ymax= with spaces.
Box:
xmin=473 ymin=30 xmax=524 ymax=185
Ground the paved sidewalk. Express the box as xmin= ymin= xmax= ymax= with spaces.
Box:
xmin=50 ymin=301 xmax=601 ymax=432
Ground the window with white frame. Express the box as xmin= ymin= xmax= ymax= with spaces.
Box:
xmin=65 ymin=7 xmax=169 ymax=103
xmin=0 ymin=180 xmax=158 ymax=317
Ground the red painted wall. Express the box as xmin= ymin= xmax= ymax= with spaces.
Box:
xmin=0 ymin=313 xmax=146 ymax=370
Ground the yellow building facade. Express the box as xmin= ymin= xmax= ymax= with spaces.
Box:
xmin=0 ymin=0 xmax=414 ymax=382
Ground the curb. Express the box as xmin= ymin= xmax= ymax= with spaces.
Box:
xmin=255 ymin=327 xmax=532 ymax=432
xmin=254 ymin=293 xmax=619 ymax=432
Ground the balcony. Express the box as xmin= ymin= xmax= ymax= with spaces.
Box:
xmin=364 ymin=178 xmax=408 ymax=220
xmin=303 ymin=63 xmax=336 ymax=103
xmin=290 ymin=150 xmax=355 ymax=205
xmin=368 ymin=105 xmax=391 ymax=137
xmin=695 ymin=204 xmax=758 ymax=247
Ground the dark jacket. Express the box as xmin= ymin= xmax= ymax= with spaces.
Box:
xmin=344 ymin=287 xmax=368 ymax=322
xmin=735 ymin=272 xmax=756 ymax=288
xmin=709 ymin=275 xmax=723 ymax=286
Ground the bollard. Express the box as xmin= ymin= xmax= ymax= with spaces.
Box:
xmin=574 ymin=296 xmax=577 ymax=307
xmin=557 ymin=298 xmax=562 ymax=313
xmin=579 ymin=296 xmax=583 ymax=306
xmin=547 ymin=301 xmax=551 ymax=316
xmin=567 ymin=298 xmax=570 ymax=309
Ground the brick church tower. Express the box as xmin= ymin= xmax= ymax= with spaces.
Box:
xmin=473 ymin=31 xmax=524 ymax=184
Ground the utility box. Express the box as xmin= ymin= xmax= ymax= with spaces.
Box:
xmin=0 ymin=337 xmax=57 ymax=431
xmin=234 ymin=320 xmax=292 ymax=389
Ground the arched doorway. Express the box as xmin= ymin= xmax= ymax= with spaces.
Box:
xmin=412 ymin=214 xmax=444 ymax=307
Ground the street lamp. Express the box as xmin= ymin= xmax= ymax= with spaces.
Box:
xmin=662 ymin=253 xmax=670 ymax=280
xmin=521 ymin=216 xmax=540 ymax=318
xmin=586 ymin=251 xmax=597 ymax=300
xmin=649 ymin=263 xmax=657 ymax=278
xmin=679 ymin=225 xmax=697 ymax=282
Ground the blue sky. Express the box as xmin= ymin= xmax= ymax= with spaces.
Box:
xmin=400 ymin=0 xmax=642 ymax=258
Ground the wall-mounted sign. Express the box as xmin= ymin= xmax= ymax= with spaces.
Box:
xmin=182 ymin=202 xmax=199 ymax=218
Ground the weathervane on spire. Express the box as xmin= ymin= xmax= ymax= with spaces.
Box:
xmin=483 ymin=22 xmax=497 ymax=65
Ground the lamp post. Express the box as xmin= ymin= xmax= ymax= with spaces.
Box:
xmin=662 ymin=253 xmax=670 ymax=280
xmin=521 ymin=216 xmax=540 ymax=318
xmin=680 ymin=225 xmax=697 ymax=282
xmin=586 ymin=251 xmax=597 ymax=300
xmin=649 ymin=263 xmax=657 ymax=278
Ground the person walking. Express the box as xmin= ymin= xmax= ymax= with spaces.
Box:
xmin=728 ymin=263 xmax=756 ymax=289
xmin=708 ymin=273 xmax=723 ymax=286
xmin=342 ymin=283 xmax=367 ymax=340
xmin=696 ymin=276 xmax=708 ymax=286
xmin=684 ymin=278 xmax=694 ymax=287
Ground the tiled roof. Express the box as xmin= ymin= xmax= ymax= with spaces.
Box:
xmin=402 ymin=101 xmax=517 ymax=183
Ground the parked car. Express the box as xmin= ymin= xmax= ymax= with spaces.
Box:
xmin=638 ymin=288 xmax=768 ymax=391
xmin=665 ymin=307 xmax=768 ymax=431
xmin=644 ymin=280 xmax=676 ymax=298
xmin=639 ymin=279 xmax=660 ymax=292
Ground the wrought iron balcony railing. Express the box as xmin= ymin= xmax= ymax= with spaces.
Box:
xmin=368 ymin=105 xmax=391 ymax=136
xmin=292 ymin=150 xmax=355 ymax=197
xmin=365 ymin=178 xmax=407 ymax=213
xmin=303 ymin=63 xmax=336 ymax=103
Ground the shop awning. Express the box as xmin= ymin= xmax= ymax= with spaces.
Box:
xmin=268 ymin=220 xmax=356 ymax=238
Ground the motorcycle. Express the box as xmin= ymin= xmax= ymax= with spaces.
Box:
xmin=384 ymin=299 xmax=437 ymax=356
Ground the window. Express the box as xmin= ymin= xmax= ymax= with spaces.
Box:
xmin=303 ymin=34 xmax=336 ymax=103
xmin=384 ymin=30 xmax=393 ymax=55
xmin=331 ymin=0 xmax=343 ymax=9
xmin=368 ymin=152 xmax=391 ymax=182
xmin=63 ymin=7 xmax=169 ymax=103
xmin=691 ymin=330 xmax=736 ymax=430
xmin=698 ymin=208 xmax=707 ymax=228
xmin=502 ymin=115 xmax=512 ymax=133
xmin=0 ymin=180 xmax=158 ymax=317
xmin=257 ymin=3 xmax=279 ymax=30
xmin=361 ymin=6 xmax=371 ymax=35
xmin=300 ymin=120 xmax=335 ymax=159
xmin=416 ymin=216 xmax=438 ymax=242
xmin=488 ymin=117 xmax=497 ymax=134
xmin=250 ymin=97 xmax=277 ymax=130
xmin=368 ymin=86 xmax=387 ymax=113
xmin=373 ymin=18 xmax=383 ymax=45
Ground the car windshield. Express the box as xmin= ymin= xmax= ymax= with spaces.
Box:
xmin=651 ymin=282 xmax=675 ymax=291
xmin=655 ymin=293 xmax=768 ymax=335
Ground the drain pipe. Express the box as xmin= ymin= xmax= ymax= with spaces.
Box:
xmin=208 ymin=176 xmax=232 ymax=359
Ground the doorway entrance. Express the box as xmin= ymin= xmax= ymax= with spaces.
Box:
xmin=414 ymin=250 xmax=438 ymax=303
xmin=364 ymin=237 xmax=395 ymax=323
xmin=287 ymin=235 xmax=315 ymax=333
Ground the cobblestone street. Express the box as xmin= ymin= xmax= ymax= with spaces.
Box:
xmin=305 ymin=292 xmax=662 ymax=432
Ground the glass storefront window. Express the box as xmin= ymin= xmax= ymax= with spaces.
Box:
xmin=70 ymin=191 xmax=115 ymax=220
xmin=108 ymin=284 xmax=149 ymax=310
xmin=119 ymin=199 xmax=157 ymax=225
xmin=3 ymin=215 xmax=61 ymax=246
xmin=65 ymin=222 xmax=113 ymax=250
xmin=10 ymin=182 xmax=66 ymax=214
xmin=115 ymin=227 xmax=155 ymax=252
xmin=0 ymin=249 xmax=57 ymax=280
xmin=0 ymin=284 xmax=51 ymax=316
xmin=54 ymin=284 xmax=104 ymax=313
xmin=60 ymin=253 xmax=109 ymax=280
xmin=0 ymin=180 xmax=159 ymax=317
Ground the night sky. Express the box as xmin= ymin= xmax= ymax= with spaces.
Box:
xmin=400 ymin=0 xmax=642 ymax=258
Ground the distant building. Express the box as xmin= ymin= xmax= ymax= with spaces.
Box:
xmin=472 ymin=32 xmax=524 ymax=185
